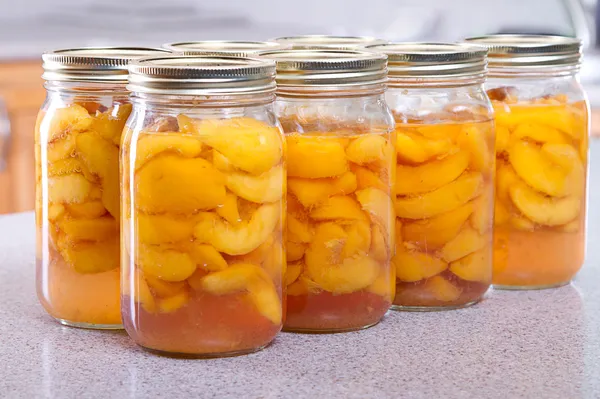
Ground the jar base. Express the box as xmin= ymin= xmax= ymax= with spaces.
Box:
xmin=55 ymin=318 xmax=123 ymax=330
xmin=390 ymin=299 xmax=481 ymax=312
xmin=493 ymin=281 xmax=571 ymax=291
xmin=140 ymin=343 xmax=270 ymax=359
xmin=283 ymin=321 xmax=380 ymax=334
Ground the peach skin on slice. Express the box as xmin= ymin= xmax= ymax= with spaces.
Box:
xmin=193 ymin=202 xmax=280 ymax=255
xmin=287 ymin=135 xmax=348 ymax=178
xmin=135 ymin=154 xmax=226 ymax=214
xmin=441 ymin=227 xmax=488 ymax=263
xmin=178 ymin=115 xmax=283 ymax=175
xmin=304 ymin=223 xmax=379 ymax=294
xmin=225 ymin=165 xmax=284 ymax=203
xmin=395 ymin=150 xmax=469 ymax=195
xmin=137 ymin=244 xmax=197 ymax=282
xmin=449 ymin=248 xmax=492 ymax=283
xmin=393 ymin=250 xmax=448 ymax=283
xmin=509 ymin=182 xmax=581 ymax=226
xmin=134 ymin=134 xmax=203 ymax=170
xmin=395 ymin=172 xmax=483 ymax=219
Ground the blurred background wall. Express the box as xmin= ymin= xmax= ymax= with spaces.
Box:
xmin=0 ymin=0 xmax=598 ymax=214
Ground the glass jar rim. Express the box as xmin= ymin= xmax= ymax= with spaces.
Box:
xmin=162 ymin=41 xmax=288 ymax=57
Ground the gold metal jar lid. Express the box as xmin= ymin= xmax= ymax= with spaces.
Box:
xmin=464 ymin=34 xmax=582 ymax=71
xmin=127 ymin=55 xmax=276 ymax=96
xmin=366 ymin=42 xmax=487 ymax=85
xmin=272 ymin=35 xmax=387 ymax=50
xmin=259 ymin=49 xmax=387 ymax=94
xmin=42 ymin=47 xmax=170 ymax=83
xmin=163 ymin=41 xmax=287 ymax=57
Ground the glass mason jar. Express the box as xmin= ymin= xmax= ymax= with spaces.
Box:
xmin=260 ymin=49 xmax=396 ymax=332
xmin=163 ymin=40 xmax=287 ymax=56
xmin=465 ymin=35 xmax=589 ymax=289
xmin=272 ymin=35 xmax=387 ymax=50
xmin=121 ymin=56 xmax=285 ymax=357
xmin=36 ymin=47 xmax=168 ymax=329
xmin=367 ymin=43 xmax=495 ymax=310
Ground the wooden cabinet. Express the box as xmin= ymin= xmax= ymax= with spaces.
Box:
xmin=0 ymin=61 xmax=45 ymax=214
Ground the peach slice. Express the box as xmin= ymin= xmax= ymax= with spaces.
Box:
xmin=395 ymin=172 xmax=483 ymax=219
xmin=470 ymin=190 xmax=493 ymax=234
xmin=351 ymin=164 xmax=387 ymax=191
xmin=395 ymin=151 xmax=469 ymax=195
xmin=287 ymin=214 xmax=314 ymax=243
xmin=340 ymin=220 xmax=371 ymax=259
xmin=345 ymin=135 xmax=388 ymax=165
xmin=48 ymin=158 xmax=83 ymax=177
xmin=48 ymin=204 xmax=66 ymax=222
xmin=509 ymin=214 xmax=536 ymax=231
xmin=212 ymin=150 xmax=236 ymax=172
xmin=66 ymin=201 xmax=106 ymax=219
xmin=144 ymin=274 xmax=187 ymax=298
xmin=287 ymin=135 xmax=348 ymax=178
xmin=366 ymin=266 xmax=395 ymax=301
xmin=395 ymin=130 xmax=454 ymax=164
xmin=47 ymin=135 xmax=77 ymax=162
xmin=135 ymin=155 xmax=226 ymax=214
xmin=423 ymin=275 xmax=462 ymax=302
xmin=178 ymin=115 xmax=283 ymax=175
xmin=493 ymin=199 xmax=510 ymax=226
xmin=356 ymin=188 xmax=394 ymax=241
xmin=158 ymin=290 xmax=190 ymax=313
xmin=496 ymin=104 xmax=580 ymax=140
xmin=193 ymin=203 xmax=280 ymax=255
xmin=402 ymin=202 xmax=473 ymax=250
xmin=285 ymin=262 xmax=303 ymax=286
xmin=558 ymin=219 xmax=580 ymax=233
xmin=91 ymin=104 xmax=132 ymax=146
xmin=136 ymin=213 xmax=197 ymax=245
xmin=126 ymin=275 xmax=156 ymax=313
xmin=48 ymin=174 xmax=93 ymax=204
xmin=134 ymin=134 xmax=203 ymax=170
xmin=188 ymin=243 xmax=228 ymax=271
xmin=216 ymin=192 xmax=240 ymax=224
xmin=416 ymin=123 xmax=463 ymax=141
xmin=496 ymin=162 xmax=520 ymax=203
xmin=136 ymin=244 xmax=197 ymax=282
xmin=247 ymin=278 xmax=282 ymax=325
xmin=304 ymin=223 xmax=379 ymax=293
xmin=309 ymin=196 xmax=368 ymax=222
xmin=393 ymin=250 xmax=448 ymax=283
xmin=288 ymin=172 xmax=357 ymax=208
xmin=509 ymin=182 xmax=581 ymax=226
xmin=495 ymin=126 xmax=510 ymax=153
xmin=287 ymin=242 xmax=306 ymax=262
xmin=225 ymin=165 xmax=284 ymax=203
xmin=441 ymin=227 xmax=487 ymax=263
xmin=541 ymin=143 xmax=585 ymax=197
xmin=47 ymin=105 xmax=93 ymax=143
xmin=60 ymin=216 xmax=118 ymax=242
xmin=449 ymin=248 xmax=492 ymax=283
xmin=370 ymin=224 xmax=389 ymax=262
xmin=287 ymin=275 xmax=321 ymax=296
xmin=457 ymin=125 xmax=491 ymax=172
xmin=60 ymin=239 xmax=119 ymax=274
xmin=510 ymin=123 xmax=570 ymax=145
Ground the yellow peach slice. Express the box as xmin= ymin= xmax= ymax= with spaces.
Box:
xmin=510 ymin=214 xmax=536 ymax=231
xmin=287 ymin=214 xmax=313 ymax=243
xmin=48 ymin=174 xmax=92 ymax=204
xmin=416 ymin=123 xmax=462 ymax=141
xmin=395 ymin=130 xmax=454 ymax=164
xmin=393 ymin=250 xmax=448 ymax=282
xmin=441 ymin=227 xmax=487 ymax=263
xmin=370 ymin=224 xmax=389 ymax=262
xmin=495 ymin=126 xmax=510 ymax=153
xmin=457 ymin=124 xmax=491 ymax=172
xmin=510 ymin=123 xmax=570 ymax=145
xmin=395 ymin=172 xmax=483 ymax=219
xmin=262 ymin=245 xmax=284 ymax=279
xmin=247 ymin=278 xmax=282 ymax=325
xmin=178 ymin=115 xmax=283 ymax=175
xmin=494 ymin=199 xmax=510 ymax=226
xmin=541 ymin=143 xmax=585 ymax=197
xmin=287 ymin=242 xmax=306 ymax=262
xmin=345 ymin=135 xmax=388 ymax=165
xmin=470 ymin=191 xmax=493 ymax=234
xmin=212 ymin=150 xmax=237 ymax=172
xmin=60 ymin=216 xmax=118 ymax=242
xmin=287 ymin=276 xmax=321 ymax=296
xmin=61 ymin=239 xmax=119 ymax=274
xmin=449 ymin=248 xmax=492 ymax=283
xmin=351 ymin=164 xmax=387 ymax=191
xmin=509 ymin=182 xmax=581 ymax=226
xmin=92 ymin=104 xmax=132 ymax=144
xmin=126 ymin=275 xmax=156 ymax=313
xmin=136 ymin=213 xmax=197 ymax=245
xmin=356 ymin=188 xmax=394 ymax=242
xmin=66 ymin=201 xmax=106 ymax=219
xmin=48 ymin=158 xmax=83 ymax=177
xmin=144 ymin=274 xmax=187 ymax=298
xmin=47 ymin=135 xmax=77 ymax=162
xmin=285 ymin=262 xmax=303 ymax=286
xmin=496 ymin=162 xmax=520 ymax=203
xmin=137 ymin=244 xmax=197 ymax=282
xmin=134 ymin=134 xmax=203 ymax=170
xmin=287 ymin=135 xmax=348 ymax=178
xmin=341 ymin=220 xmax=371 ymax=259
xmin=304 ymin=223 xmax=379 ymax=293
xmin=47 ymin=105 xmax=93 ymax=142
xmin=216 ymin=192 xmax=240 ymax=224
xmin=288 ymin=172 xmax=357 ymax=208
xmin=395 ymin=151 xmax=469 ymax=195
xmin=135 ymin=155 xmax=226 ymax=214
xmin=309 ymin=196 xmax=368 ymax=222
xmin=558 ymin=219 xmax=580 ymax=233
xmin=497 ymin=105 xmax=580 ymax=140
xmin=366 ymin=266 xmax=395 ymax=301
xmin=402 ymin=203 xmax=473 ymax=249
xmin=158 ymin=290 xmax=190 ymax=313
xmin=48 ymin=204 xmax=66 ymax=221
xmin=193 ymin=203 xmax=280 ymax=255
xmin=225 ymin=166 xmax=284 ymax=203
xmin=188 ymin=243 xmax=228 ymax=271
xmin=424 ymin=275 xmax=462 ymax=302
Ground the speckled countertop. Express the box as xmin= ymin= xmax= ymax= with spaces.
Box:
xmin=1 ymin=142 xmax=600 ymax=399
